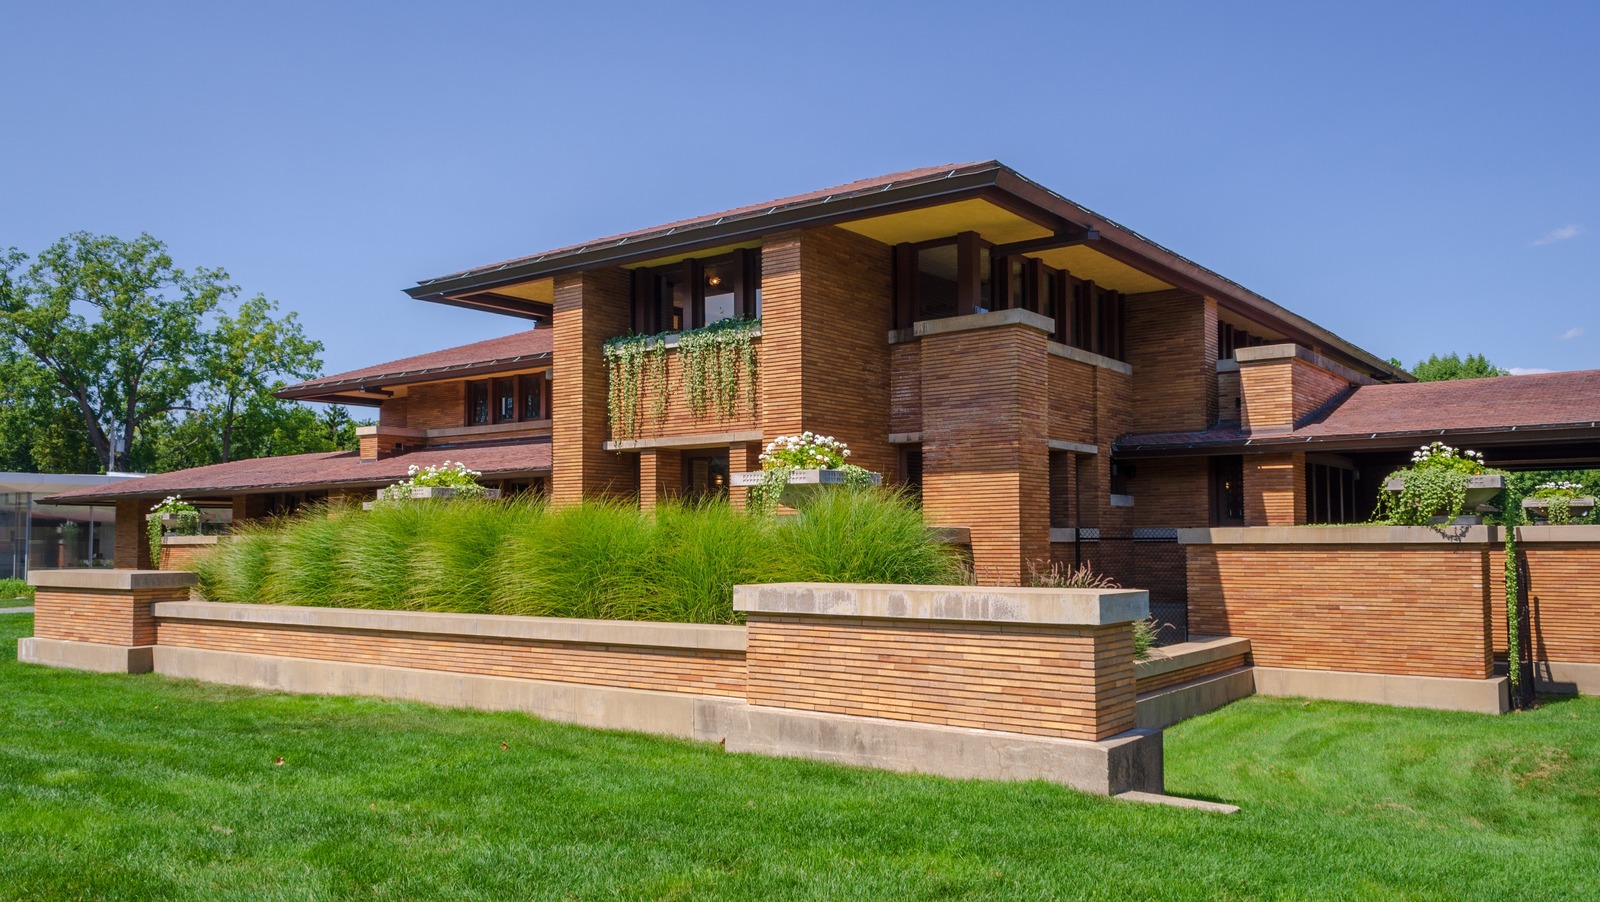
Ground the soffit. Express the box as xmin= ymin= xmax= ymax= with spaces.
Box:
xmin=836 ymin=198 xmax=1052 ymax=246
xmin=1026 ymin=246 xmax=1173 ymax=294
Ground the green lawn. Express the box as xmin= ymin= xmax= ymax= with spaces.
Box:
xmin=2 ymin=613 xmax=1597 ymax=901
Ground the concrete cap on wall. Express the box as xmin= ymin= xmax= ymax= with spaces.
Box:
xmin=1179 ymin=525 xmax=1600 ymax=545
xmin=733 ymin=583 xmax=1150 ymax=626
xmin=29 ymin=569 xmax=199 ymax=591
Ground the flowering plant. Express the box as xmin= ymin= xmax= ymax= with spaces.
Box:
xmin=1533 ymin=480 xmax=1586 ymax=498
xmin=380 ymin=461 xmax=487 ymax=501
xmin=1409 ymin=441 xmax=1488 ymax=475
xmin=148 ymin=495 xmax=200 ymax=566
xmin=759 ymin=432 xmax=851 ymax=470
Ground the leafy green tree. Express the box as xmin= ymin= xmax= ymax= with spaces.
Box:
xmin=200 ymin=295 xmax=324 ymax=462
xmin=0 ymin=233 xmax=227 ymax=471
xmin=1407 ymin=352 xmax=1509 ymax=382
xmin=0 ymin=350 xmax=100 ymax=473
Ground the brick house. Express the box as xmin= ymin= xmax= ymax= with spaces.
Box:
xmin=51 ymin=161 xmax=1600 ymax=602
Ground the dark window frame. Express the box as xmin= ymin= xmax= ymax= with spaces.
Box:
xmin=466 ymin=372 xmax=552 ymax=427
xmin=631 ymin=249 xmax=761 ymax=336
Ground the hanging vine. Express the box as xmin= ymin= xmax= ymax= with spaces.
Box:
xmin=606 ymin=318 xmax=759 ymax=435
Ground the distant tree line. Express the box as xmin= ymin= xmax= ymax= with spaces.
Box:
xmin=0 ymin=232 xmax=364 ymax=475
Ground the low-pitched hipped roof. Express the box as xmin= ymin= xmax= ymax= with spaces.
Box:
xmin=277 ymin=329 xmax=550 ymax=405
xmin=42 ymin=442 xmax=551 ymax=504
xmin=1118 ymin=369 xmax=1600 ymax=456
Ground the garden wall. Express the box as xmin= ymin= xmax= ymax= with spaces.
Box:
xmin=159 ymin=536 xmax=223 ymax=571
xmin=1181 ymin=525 xmax=1600 ymax=708
xmin=19 ymin=573 xmax=1171 ymax=797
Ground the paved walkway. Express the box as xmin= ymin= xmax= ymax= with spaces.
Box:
xmin=0 ymin=606 xmax=34 ymax=615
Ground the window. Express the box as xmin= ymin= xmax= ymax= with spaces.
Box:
xmin=900 ymin=446 xmax=923 ymax=503
xmin=913 ymin=242 xmax=959 ymax=319
xmin=467 ymin=381 xmax=490 ymax=426
xmin=466 ymin=373 xmax=550 ymax=426
xmin=1306 ymin=459 xmax=1360 ymax=524
xmin=494 ymin=378 xmax=516 ymax=424
xmin=1210 ymin=456 xmax=1245 ymax=525
xmin=520 ymin=374 xmax=546 ymax=420
xmin=631 ymin=250 xmax=760 ymax=335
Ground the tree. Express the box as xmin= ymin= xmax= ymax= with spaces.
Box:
xmin=1408 ymin=353 xmax=1509 ymax=382
xmin=0 ymin=233 xmax=227 ymax=471
xmin=200 ymin=295 xmax=324 ymax=462
xmin=0 ymin=350 xmax=99 ymax=473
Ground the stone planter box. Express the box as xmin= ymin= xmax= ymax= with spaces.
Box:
xmin=363 ymin=486 xmax=502 ymax=509
xmin=730 ymin=468 xmax=882 ymax=508
xmin=1383 ymin=474 xmax=1505 ymax=524
xmin=1522 ymin=496 xmax=1596 ymax=523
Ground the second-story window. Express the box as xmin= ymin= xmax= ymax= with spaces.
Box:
xmin=466 ymin=373 xmax=551 ymax=426
xmin=468 ymin=382 xmax=490 ymax=426
xmin=631 ymin=249 xmax=761 ymax=335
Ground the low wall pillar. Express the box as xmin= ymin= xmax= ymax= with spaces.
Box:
xmin=18 ymin=569 xmax=198 ymax=674
xmin=727 ymin=582 xmax=1162 ymax=795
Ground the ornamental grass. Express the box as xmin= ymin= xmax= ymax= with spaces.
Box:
xmin=193 ymin=490 xmax=963 ymax=624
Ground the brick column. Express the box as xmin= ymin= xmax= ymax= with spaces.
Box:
xmin=231 ymin=494 xmax=269 ymax=524
xmin=1244 ymin=452 xmax=1307 ymax=526
xmin=638 ymin=449 xmax=682 ymax=511
xmin=728 ymin=442 xmax=761 ymax=511
xmin=113 ymin=498 xmax=153 ymax=570
xmin=20 ymin=569 xmax=197 ymax=673
xmin=552 ymin=268 xmax=637 ymax=505
xmin=919 ymin=313 xmax=1051 ymax=585
xmin=758 ymin=227 xmax=896 ymax=483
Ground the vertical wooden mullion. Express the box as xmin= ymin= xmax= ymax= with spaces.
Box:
xmin=1084 ymin=281 xmax=1100 ymax=355
xmin=955 ymin=231 xmax=981 ymax=317
xmin=894 ymin=243 xmax=915 ymax=328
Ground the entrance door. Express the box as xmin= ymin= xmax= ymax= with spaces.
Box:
xmin=682 ymin=451 xmax=730 ymax=501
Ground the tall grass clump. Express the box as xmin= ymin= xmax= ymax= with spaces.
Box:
xmin=492 ymin=499 xmax=656 ymax=620
xmin=193 ymin=524 xmax=272 ymax=604
xmin=410 ymin=498 xmax=542 ymax=613
xmin=774 ymin=489 xmax=966 ymax=586
xmin=648 ymin=499 xmax=784 ymax=623
xmin=193 ymin=489 xmax=965 ymax=623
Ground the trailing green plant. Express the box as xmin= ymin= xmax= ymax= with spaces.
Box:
xmin=603 ymin=318 xmax=757 ymax=437
xmin=0 ymin=578 xmax=33 ymax=603
xmin=1372 ymin=441 xmax=1502 ymax=525
xmin=1532 ymin=480 xmax=1587 ymax=525
xmin=148 ymin=495 xmax=201 ymax=566
xmin=1505 ymin=513 xmax=1522 ymax=697
xmin=602 ymin=332 xmax=662 ymax=438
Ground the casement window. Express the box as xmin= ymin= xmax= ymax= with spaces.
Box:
xmin=466 ymin=373 xmax=551 ymax=427
xmin=893 ymin=236 xmax=1126 ymax=361
xmin=1217 ymin=321 xmax=1269 ymax=361
xmin=1306 ymin=458 xmax=1360 ymax=524
xmin=631 ymin=250 xmax=761 ymax=336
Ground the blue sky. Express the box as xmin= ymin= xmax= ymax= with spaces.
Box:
xmin=3 ymin=1 xmax=1594 ymax=377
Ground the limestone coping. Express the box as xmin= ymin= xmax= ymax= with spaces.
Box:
xmin=162 ymin=535 xmax=222 ymax=546
xmin=603 ymin=429 xmax=763 ymax=452
xmin=1135 ymin=635 xmax=1252 ymax=682
xmin=733 ymin=583 xmax=1149 ymax=626
xmin=154 ymin=601 xmax=748 ymax=652
xmin=29 ymin=569 xmax=199 ymax=591
xmin=1177 ymin=525 xmax=1600 ymax=545
xmin=1233 ymin=342 xmax=1373 ymax=386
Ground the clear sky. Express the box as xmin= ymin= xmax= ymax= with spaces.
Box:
xmin=3 ymin=1 xmax=1595 ymax=377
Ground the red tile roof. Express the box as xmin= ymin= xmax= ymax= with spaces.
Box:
xmin=423 ymin=162 xmax=991 ymax=283
xmin=1119 ymin=370 xmax=1600 ymax=454
xmin=1296 ymin=369 xmax=1600 ymax=436
xmin=43 ymin=442 xmax=551 ymax=503
xmin=278 ymin=329 xmax=550 ymax=400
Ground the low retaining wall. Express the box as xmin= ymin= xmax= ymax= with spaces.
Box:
xmin=1134 ymin=636 xmax=1254 ymax=730
xmin=1178 ymin=525 xmax=1600 ymax=710
xmin=19 ymin=573 xmax=1165 ymax=797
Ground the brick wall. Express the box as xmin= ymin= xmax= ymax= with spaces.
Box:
xmin=744 ymin=613 xmax=1137 ymax=741
xmin=552 ymin=269 xmax=637 ymax=503
xmin=1125 ymin=291 xmax=1217 ymax=433
xmin=638 ymin=448 xmax=682 ymax=510
xmin=1216 ymin=369 xmax=1241 ymax=426
xmin=1047 ymin=355 xmax=1098 ymax=443
xmin=159 ymin=540 xmax=219 ymax=571
xmin=405 ymin=381 xmax=468 ymax=431
xmin=1488 ymin=542 xmax=1600 ymax=666
xmin=920 ymin=321 xmax=1051 ymax=584
xmin=889 ymin=342 xmax=921 ymax=435
xmin=1187 ymin=542 xmax=1493 ymax=678
xmin=1244 ymin=453 xmax=1306 ymax=526
xmin=1131 ymin=458 xmax=1211 ymax=528
xmin=1136 ymin=649 xmax=1250 ymax=695
xmin=156 ymin=617 xmax=747 ymax=697
xmin=607 ymin=340 xmax=761 ymax=443
xmin=34 ymin=587 xmax=187 ymax=646
xmin=759 ymin=227 xmax=896 ymax=482
xmin=1238 ymin=349 xmax=1355 ymax=433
